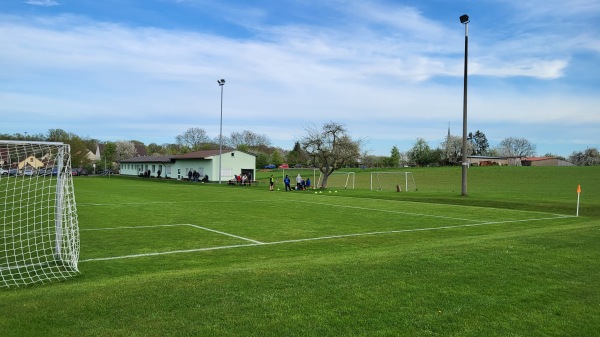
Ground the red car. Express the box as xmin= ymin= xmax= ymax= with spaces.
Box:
xmin=278 ymin=163 xmax=289 ymax=169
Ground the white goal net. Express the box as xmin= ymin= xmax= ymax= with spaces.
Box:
xmin=316 ymin=171 xmax=355 ymax=189
xmin=370 ymin=172 xmax=416 ymax=192
xmin=1 ymin=140 xmax=80 ymax=288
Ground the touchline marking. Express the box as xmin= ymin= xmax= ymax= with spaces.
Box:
xmin=293 ymin=199 xmax=477 ymax=222
xmin=286 ymin=193 xmax=570 ymax=218
xmin=79 ymin=215 xmax=574 ymax=262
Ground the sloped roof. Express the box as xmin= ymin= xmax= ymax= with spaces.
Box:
xmin=172 ymin=149 xmax=225 ymax=159
xmin=120 ymin=155 xmax=173 ymax=163
xmin=523 ymin=156 xmax=558 ymax=161
xmin=119 ymin=149 xmax=257 ymax=163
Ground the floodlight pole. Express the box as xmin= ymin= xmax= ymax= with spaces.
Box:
xmin=218 ymin=79 xmax=226 ymax=184
xmin=460 ymin=14 xmax=469 ymax=196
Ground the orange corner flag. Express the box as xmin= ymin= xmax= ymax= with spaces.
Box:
xmin=577 ymin=185 xmax=581 ymax=194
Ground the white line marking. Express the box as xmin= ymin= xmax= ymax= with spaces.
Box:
xmin=187 ymin=224 xmax=263 ymax=244
xmin=79 ymin=215 xmax=575 ymax=262
xmin=336 ymin=195 xmax=569 ymax=217
xmin=81 ymin=224 xmax=186 ymax=231
xmin=293 ymin=199 xmax=477 ymax=222
xmin=81 ymin=223 xmax=263 ymax=243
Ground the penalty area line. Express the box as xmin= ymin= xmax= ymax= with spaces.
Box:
xmin=81 ymin=223 xmax=263 ymax=244
xmin=80 ymin=215 xmax=574 ymax=263
xmin=187 ymin=224 xmax=264 ymax=244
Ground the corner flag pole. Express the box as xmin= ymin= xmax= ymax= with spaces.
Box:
xmin=576 ymin=185 xmax=581 ymax=217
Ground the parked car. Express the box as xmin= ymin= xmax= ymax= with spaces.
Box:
xmin=278 ymin=163 xmax=289 ymax=169
xmin=23 ymin=167 xmax=35 ymax=176
xmin=0 ymin=168 xmax=7 ymax=175
xmin=72 ymin=168 xmax=89 ymax=176
xmin=263 ymin=164 xmax=276 ymax=169
xmin=8 ymin=168 xmax=20 ymax=176
xmin=38 ymin=168 xmax=50 ymax=176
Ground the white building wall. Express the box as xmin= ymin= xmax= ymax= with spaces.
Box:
xmin=216 ymin=151 xmax=256 ymax=181
xmin=119 ymin=150 xmax=255 ymax=181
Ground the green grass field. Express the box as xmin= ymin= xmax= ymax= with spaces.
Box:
xmin=1 ymin=166 xmax=599 ymax=336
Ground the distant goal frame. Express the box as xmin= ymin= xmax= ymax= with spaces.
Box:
xmin=370 ymin=171 xmax=416 ymax=192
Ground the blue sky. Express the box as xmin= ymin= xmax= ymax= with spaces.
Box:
xmin=1 ymin=0 xmax=599 ymax=157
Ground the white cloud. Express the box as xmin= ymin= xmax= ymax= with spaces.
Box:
xmin=1 ymin=0 xmax=598 ymax=157
xmin=25 ymin=0 xmax=59 ymax=7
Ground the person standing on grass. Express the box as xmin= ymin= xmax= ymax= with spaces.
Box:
xmin=284 ymin=175 xmax=291 ymax=191
xmin=296 ymin=174 xmax=302 ymax=190
xmin=269 ymin=175 xmax=275 ymax=191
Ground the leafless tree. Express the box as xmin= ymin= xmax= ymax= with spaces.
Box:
xmin=301 ymin=122 xmax=361 ymax=188
xmin=176 ymin=127 xmax=210 ymax=151
xmin=497 ymin=137 xmax=536 ymax=157
xmin=227 ymin=130 xmax=271 ymax=150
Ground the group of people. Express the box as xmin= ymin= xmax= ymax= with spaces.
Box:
xmin=232 ymin=173 xmax=252 ymax=186
xmin=187 ymin=170 xmax=208 ymax=182
xmin=272 ymin=174 xmax=311 ymax=191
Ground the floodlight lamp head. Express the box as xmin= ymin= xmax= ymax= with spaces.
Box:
xmin=218 ymin=79 xmax=226 ymax=86
xmin=460 ymin=14 xmax=469 ymax=24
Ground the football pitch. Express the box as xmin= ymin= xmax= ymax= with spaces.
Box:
xmin=79 ymin=189 xmax=571 ymax=262
xmin=2 ymin=166 xmax=600 ymax=336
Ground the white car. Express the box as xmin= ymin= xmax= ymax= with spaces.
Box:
xmin=0 ymin=168 xmax=8 ymax=175
xmin=23 ymin=167 xmax=35 ymax=176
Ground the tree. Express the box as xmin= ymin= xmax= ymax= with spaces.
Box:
xmin=497 ymin=137 xmax=536 ymax=157
xmin=46 ymin=129 xmax=91 ymax=169
xmin=46 ymin=128 xmax=70 ymax=143
xmin=359 ymin=151 xmax=378 ymax=168
xmin=390 ymin=146 xmax=401 ymax=168
xmin=468 ymin=130 xmax=489 ymax=155
xmin=100 ymin=142 xmax=117 ymax=171
xmin=147 ymin=143 xmax=164 ymax=156
xmin=300 ymin=122 xmax=361 ymax=188
xmin=569 ymin=147 xmax=600 ymax=166
xmin=175 ymin=127 xmax=211 ymax=151
xmin=228 ymin=130 xmax=271 ymax=151
xmin=68 ymin=136 xmax=93 ymax=169
xmin=255 ymin=152 xmax=270 ymax=169
xmin=442 ymin=135 xmax=464 ymax=165
xmin=271 ymin=150 xmax=284 ymax=167
xmin=114 ymin=141 xmax=138 ymax=170
xmin=408 ymin=138 xmax=435 ymax=167
xmin=286 ymin=141 xmax=307 ymax=166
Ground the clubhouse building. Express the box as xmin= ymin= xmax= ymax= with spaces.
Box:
xmin=119 ymin=149 xmax=256 ymax=182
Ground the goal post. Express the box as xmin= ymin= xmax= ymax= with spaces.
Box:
xmin=370 ymin=172 xmax=416 ymax=192
xmin=0 ymin=140 xmax=80 ymax=288
xmin=316 ymin=171 xmax=355 ymax=189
